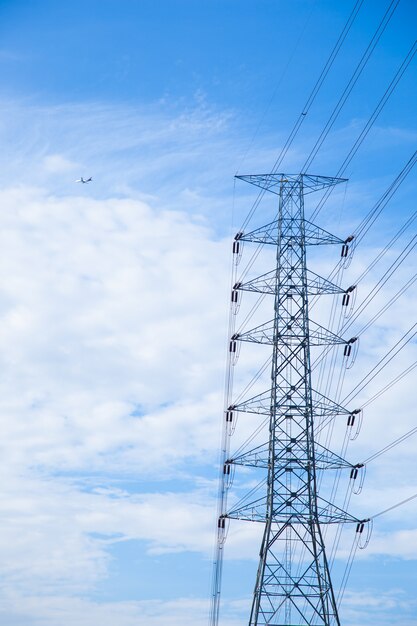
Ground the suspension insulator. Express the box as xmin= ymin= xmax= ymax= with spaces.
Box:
xmin=229 ymin=340 xmax=237 ymax=353
xmin=343 ymin=285 xmax=356 ymax=306
xmin=218 ymin=517 xmax=226 ymax=529
xmin=356 ymin=522 xmax=365 ymax=534
xmin=344 ymin=337 xmax=358 ymax=364
xmin=223 ymin=463 xmax=231 ymax=475
xmin=350 ymin=468 xmax=358 ymax=480
xmin=232 ymin=234 xmax=243 ymax=266
xmin=231 ymin=282 xmax=242 ymax=304
xmin=347 ymin=408 xmax=361 ymax=426
xmin=341 ymin=244 xmax=349 ymax=258
xmin=226 ymin=408 xmax=234 ymax=422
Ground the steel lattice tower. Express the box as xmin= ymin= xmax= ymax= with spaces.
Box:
xmin=211 ymin=173 xmax=363 ymax=626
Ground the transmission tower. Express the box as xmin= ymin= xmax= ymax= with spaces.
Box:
xmin=211 ymin=173 xmax=366 ymax=626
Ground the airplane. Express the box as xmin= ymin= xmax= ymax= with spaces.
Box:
xmin=75 ymin=176 xmax=92 ymax=184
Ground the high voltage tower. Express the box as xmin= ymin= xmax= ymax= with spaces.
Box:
xmin=210 ymin=173 xmax=369 ymax=626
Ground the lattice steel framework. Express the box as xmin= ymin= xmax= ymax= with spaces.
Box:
xmin=210 ymin=173 xmax=362 ymax=626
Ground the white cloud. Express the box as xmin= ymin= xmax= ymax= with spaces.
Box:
xmin=0 ymin=185 xmax=230 ymax=468
xmin=341 ymin=589 xmax=417 ymax=626
xmin=0 ymin=100 xmax=235 ymax=615
xmin=0 ymin=94 xmax=415 ymax=625
xmin=359 ymin=528 xmax=417 ymax=560
xmin=0 ymin=595 xmax=219 ymax=626
xmin=42 ymin=154 xmax=78 ymax=173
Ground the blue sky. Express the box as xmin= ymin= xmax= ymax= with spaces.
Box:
xmin=0 ymin=1 xmax=416 ymax=625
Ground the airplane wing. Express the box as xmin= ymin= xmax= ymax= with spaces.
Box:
xmin=75 ymin=177 xmax=92 ymax=183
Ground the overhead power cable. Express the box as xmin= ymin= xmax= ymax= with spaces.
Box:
xmin=354 ymin=150 xmax=417 ymax=244
xmin=239 ymin=0 xmax=364 ymax=232
xmin=370 ymin=491 xmax=417 ymax=520
xmin=236 ymin=2 xmax=317 ymax=173
xmin=309 ymin=150 xmax=417 ymax=306
xmin=363 ymin=421 xmax=417 ymax=464
xmin=342 ymin=322 xmax=417 ymax=405
xmin=302 ymin=0 xmax=400 ymax=173
xmin=313 ymin=324 xmax=417 ymax=440
xmin=353 ymin=235 xmax=417 ymax=332
xmin=356 ymin=207 xmax=417 ymax=287
xmin=338 ymin=39 xmax=417 ymax=174
xmin=355 ymin=268 xmax=417 ymax=336
xmin=312 ymin=240 xmax=417 ymax=380
xmin=270 ymin=0 xmax=364 ymax=175
xmin=361 ymin=359 xmax=417 ymax=410
xmin=311 ymin=37 xmax=417 ymax=220
xmin=336 ymin=532 xmax=360 ymax=608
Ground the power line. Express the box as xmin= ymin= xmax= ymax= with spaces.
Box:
xmin=311 ymin=37 xmax=417 ymax=220
xmin=236 ymin=2 xmax=318 ymax=173
xmin=271 ymin=0 xmax=365 ymax=174
xmin=342 ymin=234 xmax=417 ymax=336
xmin=356 ymin=207 xmax=417 ymax=286
xmin=355 ymin=150 xmax=417 ymax=244
xmin=309 ymin=150 xmax=417 ymax=306
xmin=371 ymin=491 xmax=417 ymax=520
xmin=362 ymin=360 xmax=417 ymax=410
xmin=363 ymin=420 xmax=417 ymax=464
xmin=311 ymin=241 xmax=417 ymax=382
xmin=238 ymin=0 xmax=364 ymax=232
xmin=302 ymin=0 xmax=401 ymax=173
xmin=342 ymin=322 xmax=417 ymax=405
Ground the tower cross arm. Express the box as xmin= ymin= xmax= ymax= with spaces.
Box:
xmin=235 ymin=172 xmax=347 ymax=195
